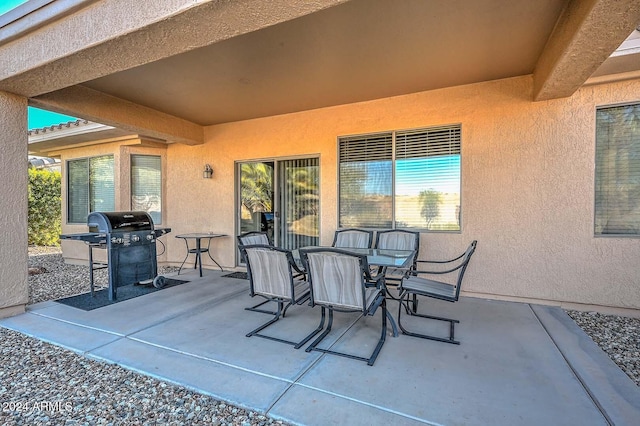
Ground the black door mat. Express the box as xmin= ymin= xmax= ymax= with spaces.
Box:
xmin=56 ymin=278 xmax=188 ymax=311
xmin=221 ymin=272 xmax=248 ymax=279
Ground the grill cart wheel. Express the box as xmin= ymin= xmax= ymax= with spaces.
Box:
xmin=153 ymin=275 xmax=167 ymax=289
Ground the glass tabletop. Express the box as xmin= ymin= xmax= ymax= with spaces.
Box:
xmin=294 ymin=246 xmax=415 ymax=268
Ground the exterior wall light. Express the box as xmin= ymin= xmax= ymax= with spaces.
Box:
xmin=203 ymin=164 xmax=213 ymax=179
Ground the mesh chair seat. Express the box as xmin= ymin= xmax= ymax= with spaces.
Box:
xmin=400 ymin=276 xmax=456 ymax=301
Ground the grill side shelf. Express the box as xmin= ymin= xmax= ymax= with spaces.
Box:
xmin=60 ymin=233 xmax=108 ymax=245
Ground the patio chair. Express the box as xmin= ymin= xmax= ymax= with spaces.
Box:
xmin=242 ymin=244 xmax=321 ymax=349
xmin=300 ymin=248 xmax=387 ymax=366
xmin=332 ymin=228 xmax=373 ymax=248
xmin=373 ymin=229 xmax=420 ymax=294
xmin=237 ymin=231 xmax=278 ymax=314
xmin=397 ymin=240 xmax=477 ymax=345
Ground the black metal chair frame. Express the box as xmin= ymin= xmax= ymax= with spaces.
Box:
xmin=397 ymin=240 xmax=477 ymax=345
xmin=242 ymin=244 xmax=319 ymax=349
xmin=331 ymin=228 xmax=374 ymax=248
xmin=373 ymin=229 xmax=420 ymax=299
xmin=300 ymin=247 xmax=387 ymax=366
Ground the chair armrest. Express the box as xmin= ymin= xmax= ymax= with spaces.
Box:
xmin=414 ymin=261 xmax=465 ymax=275
xmin=364 ymin=272 xmax=385 ymax=289
xmin=416 ymin=250 xmax=466 ymax=265
xmin=286 ymin=251 xmax=306 ymax=276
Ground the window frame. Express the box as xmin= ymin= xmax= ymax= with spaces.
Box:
xmin=66 ymin=154 xmax=115 ymax=224
xmin=594 ymin=102 xmax=640 ymax=237
xmin=337 ymin=124 xmax=462 ymax=233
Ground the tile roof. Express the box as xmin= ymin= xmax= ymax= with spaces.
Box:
xmin=28 ymin=119 xmax=90 ymax=135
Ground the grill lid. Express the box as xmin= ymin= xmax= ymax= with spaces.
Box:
xmin=88 ymin=211 xmax=154 ymax=233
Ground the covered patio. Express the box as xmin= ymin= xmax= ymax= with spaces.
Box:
xmin=2 ymin=268 xmax=638 ymax=425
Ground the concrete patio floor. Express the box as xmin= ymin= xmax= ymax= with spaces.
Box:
xmin=2 ymin=269 xmax=639 ymax=425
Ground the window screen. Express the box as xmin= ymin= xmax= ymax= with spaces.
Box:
xmin=595 ymin=104 xmax=640 ymax=235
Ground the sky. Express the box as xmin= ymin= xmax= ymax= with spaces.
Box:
xmin=28 ymin=107 xmax=78 ymax=130
xmin=0 ymin=0 xmax=28 ymax=16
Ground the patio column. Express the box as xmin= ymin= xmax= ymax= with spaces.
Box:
xmin=0 ymin=91 xmax=28 ymax=318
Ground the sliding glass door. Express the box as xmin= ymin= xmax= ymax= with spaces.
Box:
xmin=237 ymin=157 xmax=319 ymax=263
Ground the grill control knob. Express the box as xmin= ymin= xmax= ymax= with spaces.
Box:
xmin=146 ymin=234 xmax=154 ymax=241
xmin=131 ymin=235 xmax=140 ymax=242
xmin=111 ymin=237 xmax=123 ymax=244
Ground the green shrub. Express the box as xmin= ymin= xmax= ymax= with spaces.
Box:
xmin=28 ymin=168 xmax=62 ymax=246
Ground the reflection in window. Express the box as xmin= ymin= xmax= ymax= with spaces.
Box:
xmin=339 ymin=125 xmax=461 ymax=231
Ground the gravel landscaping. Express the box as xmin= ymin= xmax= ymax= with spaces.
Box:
xmin=0 ymin=248 xmax=637 ymax=424
xmin=0 ymin=247 xmax=288 ymax=426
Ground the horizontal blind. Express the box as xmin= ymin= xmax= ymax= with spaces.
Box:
xmin=395 ymin=125 xmax=461 ymax=159
xmin=595 ymin=105 xmax=640 ymax=235
xmin=67 ymin=159 xmax=89 ymax=223
xmin=279 ymin=157 xmax=319 ymax=250
xmin=339 ymin=133 xmax=393 ymax=228
xmin=395 ymin=125 xmax=461 ymax=230
xmin=89 ymin=155 xmax=115 ymax=214
xmin=131 ymin=155 xmax=162 ymax=224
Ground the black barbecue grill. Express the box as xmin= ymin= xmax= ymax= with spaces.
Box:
xmin=61 ymin=211 xmax=171 ymax=301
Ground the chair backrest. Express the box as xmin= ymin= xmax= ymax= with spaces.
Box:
xmin=332 ymin=228 xmax=373 ymax=249
xmin=301 ymin=248 xmax=368 ymax=311
xmin=237 ymin=231 xmax=272 ymax=263
xmin=242 ymin=245 xmax=294 ymax=301
xmin=237 ymin=231 xmax=271 ymax=247
xmin=375 ymin=230 xmax=420 ymax=271
xmin=453 ymin=240 xmax=477 ymax=300
xmin=374 ymin=230 xmax=419 ymax=251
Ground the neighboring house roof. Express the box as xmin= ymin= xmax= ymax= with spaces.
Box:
xmin=28 ymin=119 xmax=90 ymax=135
xmin=28 ymin=155 xmax=60 ymax=171
xmin=28 ymin=119 xmax=135 ymax=155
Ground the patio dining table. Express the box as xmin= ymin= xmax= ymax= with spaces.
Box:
xmin=293 ymin=246 xmax=416 ymax=337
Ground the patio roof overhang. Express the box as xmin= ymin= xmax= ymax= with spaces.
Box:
xmin=2 ymin=0 xmax=640 ymax=144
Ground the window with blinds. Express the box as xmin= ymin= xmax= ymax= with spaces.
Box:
xmin=595 ymin=104 xmax=640 ymax=236
xmin=131 ymin=155 xmax=162 ymax=224
xmin=67 ymin=155 xmax=115 ymax=223
xmin=339 ymin=133 xmax=393 ymax=228
xmin=338 ymin=124 xmax=461 ymax=231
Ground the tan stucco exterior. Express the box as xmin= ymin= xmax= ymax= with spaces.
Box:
xmin=0 ymin=91 xmax=28 ymax=318
xmin=151 ymin=75 xmax=640 ymax=313
xmin=4 ymin=0 xmax=640 ymax=318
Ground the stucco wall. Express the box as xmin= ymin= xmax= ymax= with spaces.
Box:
xmin=59 ymin=138 xmax=168 ymax=264
xmin=0 ymin=91 xmax=28 ymax=317
xmin=162 ymin=75 xmax=640 ymax=312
